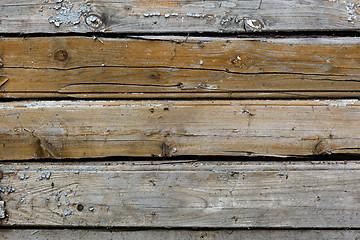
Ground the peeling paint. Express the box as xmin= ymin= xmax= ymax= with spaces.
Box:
xmin=48 ymin=0 xmax=91 ymax=27
xmin=39 ymin=172 xmax=51 ymax=180
xmin=64 ymin=208 xmax=72 ymax=216
xmin=328 ymin=0 xmax=360 ymax=23
xmin=197 ymin=83 xmax=219 ymax=90
xmin=219 ymin=1 xmax=237 ymax=8
xmin=324 ymin=99 xmax=359 ymax=107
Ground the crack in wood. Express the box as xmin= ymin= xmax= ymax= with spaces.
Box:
xmin=3 ymin=66 xmax=357 ymax=79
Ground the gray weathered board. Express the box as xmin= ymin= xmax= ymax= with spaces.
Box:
xmin=1 ymin=160 xmax=360 ymax=228
xmin=1 ymin=36 xmax=360 ymax=99
xmin=1 ymin=100 xmax=360 ymax=160
xmin=0 ymin=0 xmax=359 ymax=33
xmin=1 ymin=229 xmax=360 ymax=240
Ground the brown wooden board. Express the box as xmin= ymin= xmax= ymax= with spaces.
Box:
xmin=1 ymin=36 xmax=360 ymax=99
xmin=0 ymin=0 xmax=359 ymax=33
xmin=0 ymin=100 xmax=360 ymax=160
xmin=1 ymin=160 xmax=360 ymax=228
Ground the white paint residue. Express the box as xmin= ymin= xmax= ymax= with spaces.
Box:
xmin=0 ymin=105 xmax=14 ymax=109
xmin=48 ymin=0 xmax=91 ymax=27
xmin=205 ymin=85 xmax=219 ymax=90
xmin=328 ymin=0 xmax=360 ymax=23
xmin=219 ymin=1 xmax=237 ymax=8
xmin=188 ymin=2 xmax=216 ymax=8
xmin=324 ymin=99 xmax=358 ymax=107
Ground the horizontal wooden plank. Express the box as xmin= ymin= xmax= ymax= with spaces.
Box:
xmin=1 ymin=37 xmax=360 ymax=99
xmin=1 ymin=160 xmax=360 ymax=227
xmin=2 ymin=229 xmax=360 ymax=239
xmin=0 ymin=0 xmax=359 ymax=33
xmin=1 ymin=100 xmax=360 ymax=160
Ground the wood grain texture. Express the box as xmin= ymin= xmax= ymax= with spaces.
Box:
xmin=1 ymin=36 xmax=360 ymax=99
xmin=1 ymin=160 xmax=360 ymax=227
xmin=1 ymin=100 xmax=360 ymax=160
xmin=0 ymin=0 xmax=359 ymax=33
xmin=2 ymin=229 xmax=360 ymax=239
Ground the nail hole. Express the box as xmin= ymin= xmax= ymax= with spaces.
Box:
xmin=77 ymin=204 xmax=84 ymax=211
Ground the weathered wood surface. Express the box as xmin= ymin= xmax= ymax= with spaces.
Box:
xmin=0 ymin=0 xmax=359 ymax=33
xmin=1 ymin=36 xmax=360 ymax=99
xmin=1 ymin=160 xmax=360 ymax=227
xmin=2 ymin=229 xmax=360 ymax=240
xmin=0 ymin=201 xmax=5 ymax=219
xmin=1 ymin=100 xmax=360 ymax=160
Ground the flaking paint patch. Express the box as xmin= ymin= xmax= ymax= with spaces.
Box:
xmin=48 ymin=0 xmax=91 ymax=27
xmin=324 ymin=99 xmax=359 ymax=107
xmin=263 ymin=37 xmax=360 ymax=44
xmin=0 ymin=105 xmax=14 ymax=109
xmin=219 ymin=1 xmax=237 ymax=8
xmin=314 ymin=99 xmax=359 ymax=107
xmin=328 ymin=0 xmax=360 ymax=23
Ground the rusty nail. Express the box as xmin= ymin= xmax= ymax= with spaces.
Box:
xmin=54 ymin=50 xmax=68 ymax=61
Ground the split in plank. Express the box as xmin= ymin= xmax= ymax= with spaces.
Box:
xmin=1 ymin=36 xmax=360 ymax=99
xmin=1 ymin=160 xmax=360 ymax=227
xmin=0 ymin=100 xmax=360 ymax=160
xmin=0 ymin=0 xmax=359 ymax=33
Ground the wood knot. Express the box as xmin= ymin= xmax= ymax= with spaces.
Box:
xmin=85 ymin=14 xmax=104 ymax=29
xmin=313 ymin=140 xmax=329 ymax=155
xmin=149 ymin=73 xmax=161 ymax=80
xmin=160 ymin=141 xmax=176 ymax=157
xmin=230 ymin=56 xmax=242 ymax=67
xmin=54 ymin=50 xmax=68 ymax=61
xmin=244 ymin=18 xmax=264 ymax=32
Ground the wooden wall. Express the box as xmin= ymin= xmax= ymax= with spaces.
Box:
xmin=0 ymin=0 xmax=360 ymax=238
